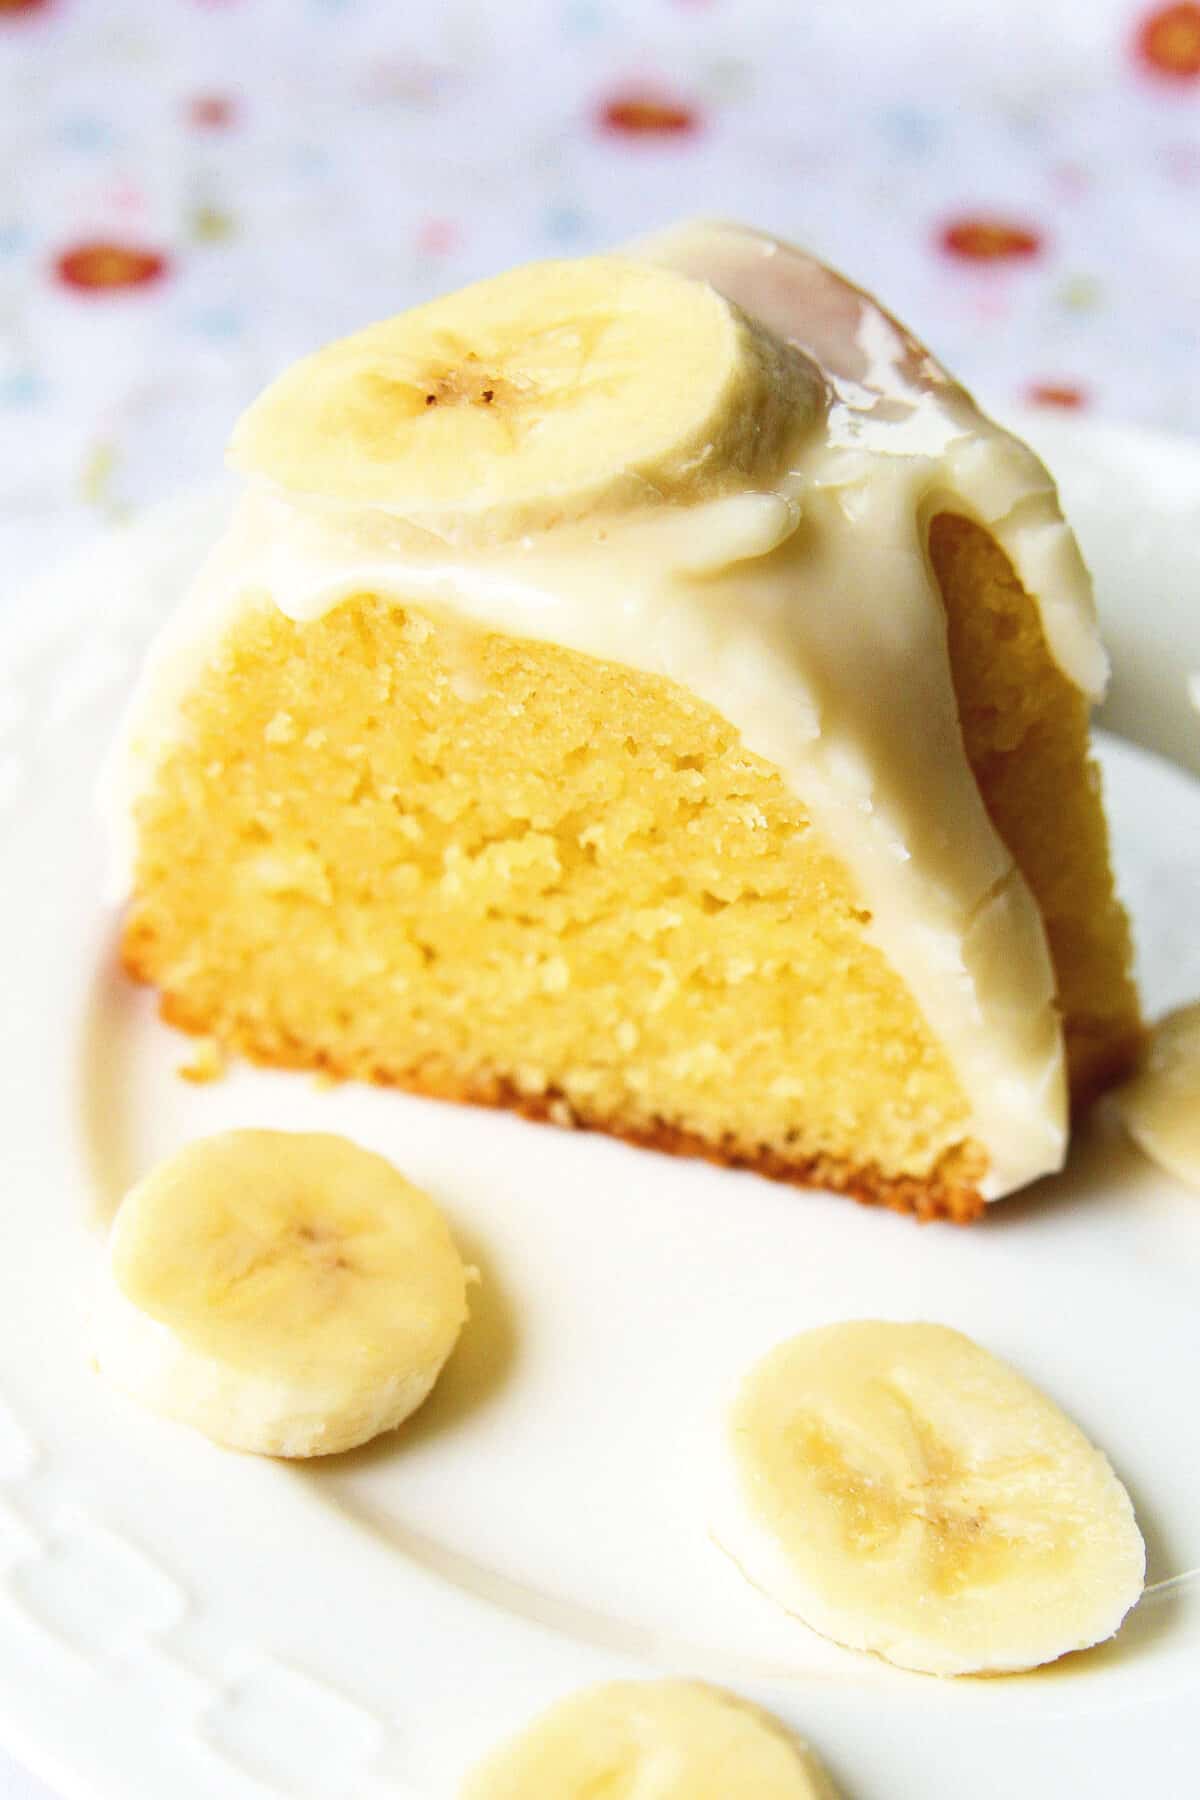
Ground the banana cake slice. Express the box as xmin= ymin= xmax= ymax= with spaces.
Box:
xmin=105 ymin=220 xmax=1140 ymax=1220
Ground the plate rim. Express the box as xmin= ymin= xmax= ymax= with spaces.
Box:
xmin=3 ymin=419 xmax=1200 ymax=1800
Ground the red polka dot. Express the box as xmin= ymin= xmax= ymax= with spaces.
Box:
xmin=937 ymin=215 xmax=1043 ymax=264
xmin=416 ymin=219 xmax=459 ymax=256
xmin=969 ymin=291 xmax=1010 ymax=324
xmin=1050 ymin=162 xmax=1091 ymax=200
xmin=187 ymin=93 xmax=239 ymax=130
xmin=1135 ymin=3 xmax=1200 ymax=80
xmin=1026 ymin=381 xmax=1087 ymax=411
xmin=109 ymin=179 xmax=147 ymax=215
xmin=53 ymin=241 xmax=170 ymax=294
xmin=597 ymin=89 xmax=701 ymax=139
xmin=0 ymin=0 xmax=52 ymax=15
xmin=1165 ymin=140 xmax=1200 ymax=180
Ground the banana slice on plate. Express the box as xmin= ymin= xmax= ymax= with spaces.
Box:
xmin=93 ymin=1130 xmax=471 ymax=1458
xmin=459 ymin=1679 xmax=836 ymax=1799
xmin=230 ymin=255 xmax=820 ymax=542
xmin=1115 ymin=1001 xmax=1200 ymax=1188
xmin=718 ymin=1321 xmax=1145 ymax=1677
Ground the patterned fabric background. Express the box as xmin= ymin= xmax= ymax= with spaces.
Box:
xmin=1 ymin=0 xmax=1199 ymax=600
xmin=0 ymin=5 xmax=1197 ymax=1793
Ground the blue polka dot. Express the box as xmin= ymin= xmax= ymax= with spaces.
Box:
xmin=0 ymin=223 xmax=29 ymax=257
xmin=879 ymin=107 xmax=939 ymax=153
xmin=544 ymin=206 xmax=587 ymax=243
xmin=187 ymin=306 xmax=243 ymax=340
xmin=562 ymin=0 xmax=606 ymax=37
xmin=58 ymin=114 xmax=114 ymax=152
xmin=0 ymin=371 xmax=47 ymax=409
xmin=293 ymin=143 xmax=332 ymax=178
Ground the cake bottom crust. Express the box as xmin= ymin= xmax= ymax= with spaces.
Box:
xmin=148 ymin=978 xmax=989 ymax=1225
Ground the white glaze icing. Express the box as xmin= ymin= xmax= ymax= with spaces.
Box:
xmin=1116 ymin=1002 xmax=1200 ymax=1190
xmin=636 ymin=222 xmax=1105 ymax=699
xmin=105 ymin=221 xmax=1112 ymax=1197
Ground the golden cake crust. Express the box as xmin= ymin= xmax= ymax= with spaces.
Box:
xmin=133 ymin=951 xmax=988 ymax=1224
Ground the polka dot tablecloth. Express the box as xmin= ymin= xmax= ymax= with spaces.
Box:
xmin=0 ymin=0 xmax=1198 ymax=1792
xmin=2 ymin=0 xmax=1200 ymax=609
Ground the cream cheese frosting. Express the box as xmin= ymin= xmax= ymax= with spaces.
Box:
xmin=104 ymin=221 xmax=1110 ymax=1198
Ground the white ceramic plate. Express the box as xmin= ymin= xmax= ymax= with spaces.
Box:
xmin=2 ymin=419 xmax=1200 ymax=1800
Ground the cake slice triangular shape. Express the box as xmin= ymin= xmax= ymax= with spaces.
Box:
xmin=108 ymin=222 xmax=1140 ymax=1220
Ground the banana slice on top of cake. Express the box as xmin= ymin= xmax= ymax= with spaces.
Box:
xmin=104 ymin=220 xmax=1140 ymax=1220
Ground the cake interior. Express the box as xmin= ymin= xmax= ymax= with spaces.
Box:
xmin=122 ymin=512 xmax=1139 ymax=1220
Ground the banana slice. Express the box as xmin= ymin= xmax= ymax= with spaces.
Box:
xmin=459 ymin=1680 xmax=835 ymax=1799
xmin=1115 ymin=1001 xmax=1200 ymax=1189
xmin=719 ymin=1321 xmax=1144 ymax=1676
xmin=93 ymin=1131 xmax=471 ymax=1457
xmin=230 ymin=256 xmax=819 ymax=542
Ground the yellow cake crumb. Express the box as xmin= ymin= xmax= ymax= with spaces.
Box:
xmin=177 ymin=1037 xmax=226 ymax=1085
xmin=122 ymin=511 xmax=1138 ymax=1220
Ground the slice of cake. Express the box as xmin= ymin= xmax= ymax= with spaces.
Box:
xmin=106 ymin=221 xmax=1140 ymax=1220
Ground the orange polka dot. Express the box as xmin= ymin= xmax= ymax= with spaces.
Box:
xmin=188 ymin=94 xmax=239 ymax=130
xmin=54 ymin=241 xmax=170 ymax=294
xmin=938 ymin=216 xmax=1043 ymax=263
xmin=597 ymin=90 xmax=701 ymax=138
xmin=1136 ymin=3 xmax=1200 ymax=80
xmin=0 ymin=0 xmax=51 ymax=13
xmin=1026 ymin=382 xmax=1087 ymax=410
